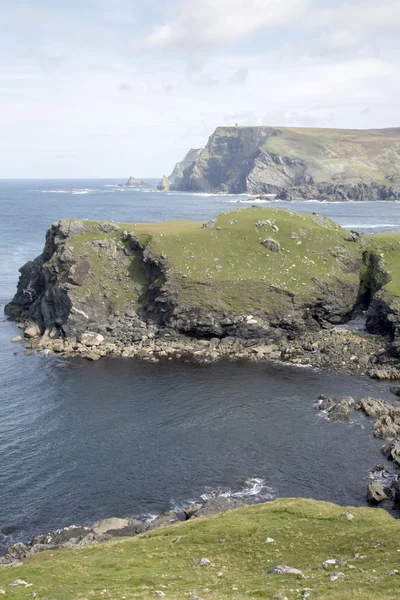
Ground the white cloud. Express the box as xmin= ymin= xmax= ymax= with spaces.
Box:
xmin=0 ymin=0 xmax=399 ymax=177
xmin=144 ymin=0 xmax=309 ymax=49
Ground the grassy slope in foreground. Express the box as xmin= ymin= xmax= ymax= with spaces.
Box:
xmin=1 ymin=499 xmax=400 ymax=599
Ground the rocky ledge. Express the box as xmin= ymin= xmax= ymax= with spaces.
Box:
xmin=275 ymin=182 xmax=400 ymax=202
xmin=4 ymin=207 xmax=400 ymax=378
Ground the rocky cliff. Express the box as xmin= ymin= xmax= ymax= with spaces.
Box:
xmin=162 ymin=126 xmax=400 ymax=195
xmin=4 ymin=208 xmax=400 ymax=376
xmin=157 ymin=148 xmax=202 ymax=191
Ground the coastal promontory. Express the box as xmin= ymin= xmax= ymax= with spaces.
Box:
xmin=4 ymin=207 xmax=400 ymax=377
xmin=158 ymin=126 xmax=400 ymax=199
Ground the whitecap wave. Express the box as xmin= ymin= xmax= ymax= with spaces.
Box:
xmin=345 ymin=223 xmax=395 ymax=229
xmin=200 ymin=477 xmax=275 ymax=502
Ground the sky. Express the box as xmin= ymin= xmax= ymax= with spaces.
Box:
xmin=0 ymin=0 xmax=399 ymax=178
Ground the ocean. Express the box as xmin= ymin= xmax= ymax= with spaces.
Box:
xmin=1 ymin=179 xmax=399 ymax=552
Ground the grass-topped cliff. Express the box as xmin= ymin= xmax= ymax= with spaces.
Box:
xmin=164 ymin=126 xmax=400 ymax=194
xmin=1 ymin=499 xmax=400 ymax=599
xmin=4 ymin=207 xmax=400 ymax=371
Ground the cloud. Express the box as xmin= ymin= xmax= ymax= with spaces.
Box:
xmin=143 ymin=0 xmax=309 ymax=49
xmin=119 ymin=82 xmax=133 ymax=92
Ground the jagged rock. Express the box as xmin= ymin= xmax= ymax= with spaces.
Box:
xmin=328 ymin=396 xmax=355 ymax=423
xmin=373 ymin=413 xmax=400 ymax=438
xmin=157 ymin=175 xmax=171 ymax=191
xmin=276 ymin=182 xmax=400 ymax=203
xmin=367 ymin=482 xmax=389 ymax=504
xmin=159 ymin=148 xmax=202 ymax=192
xmin=381 ymin=438 xmax=400 ymax=466
xmin=316 ymin=395 xmax=354 ymax=422
xmin=262 ymin=238 xmax=281 ymax=252
xmin=98 ymin=222 xmax=121 ymax=233
xmin=356 ymin=397 xmax=391 ymax=418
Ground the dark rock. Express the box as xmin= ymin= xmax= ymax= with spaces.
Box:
xmin=262 ymin=238 xmax=281 ymax=253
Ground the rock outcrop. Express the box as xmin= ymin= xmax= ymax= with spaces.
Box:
xmin=164 ymin=126 xmax=400 ymax=194
xmin=124 ymin=176 xmax=151 ymax=187
xmin=157 ymin=148 xmax=202 ymax=191
xmin=4 ymin=207 xmax=400 ymax=376
xmin=276 ymin=182 xmax=400 ymax=202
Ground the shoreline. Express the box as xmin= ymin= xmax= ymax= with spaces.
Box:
xmin=14 ymin=324 xmax=400 ymax=380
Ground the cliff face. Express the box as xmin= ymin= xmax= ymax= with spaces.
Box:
xmin=166 ymin=126 xmax=400 ymax=194
xmin=157 ymin=148 xmax=202 ymax=191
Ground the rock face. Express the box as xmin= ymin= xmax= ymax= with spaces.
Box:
xmin=157 ymin=175 xmax=171 ymax=191
xmin=3 ymin=208 xmax=400 ymax=375
xmin=276 ymin=182 xmax=400 ymax=202
xmin=124 ymin=176 xmax=151 ymax=187
xmin=157 ymin=148 xmax=202 ymax=191
xmin=165 ymin=126 xmax=400 ymax=194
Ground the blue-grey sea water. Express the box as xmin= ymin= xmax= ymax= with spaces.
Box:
xmin=1 ymin=179 xmax=400 ymax=551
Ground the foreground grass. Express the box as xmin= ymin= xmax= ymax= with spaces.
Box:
xmin=1 ymin=499 xmax=400 ymax=599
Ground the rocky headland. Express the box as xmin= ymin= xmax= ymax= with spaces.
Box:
xmin=4 ymin=207 xmax=400 ymax=378
xmin=158 ymin=126 xmax=400 ymax=197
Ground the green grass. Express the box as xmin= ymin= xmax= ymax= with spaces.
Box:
xmin=1 ymin=499 xmax=400 ymax=599
xmin=363 ymin=232 xmax=400 ymax=298
xmin=45 ymin=209 xmax=400 ymax=317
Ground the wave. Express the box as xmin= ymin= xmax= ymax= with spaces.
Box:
xmin=200 ymin=477 xmax=275 ymax=501
xmin=345 ymin=223 xmax=395 ymax=229
xmin=170 ymin=477 xmax=275 ymax=516
xmin=39 ymin=188 xmax=94 ymax=195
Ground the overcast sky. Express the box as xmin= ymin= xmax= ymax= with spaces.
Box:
xmin=1 ymin=0 xmax=399 ymax=178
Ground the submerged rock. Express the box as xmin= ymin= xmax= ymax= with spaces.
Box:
xmin=328 ymin=396 xmax=355 ymax=423
xmin=316 ymin=395 xmax=355 ymax=422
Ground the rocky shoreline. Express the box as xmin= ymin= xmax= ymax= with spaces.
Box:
xmin=12 ymin=322 xmax=400 ymax=380
xmin=0 ymin=496 xmax=246 ymax=567
xmin=315 ymin=394 xmax=400 ymax=509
